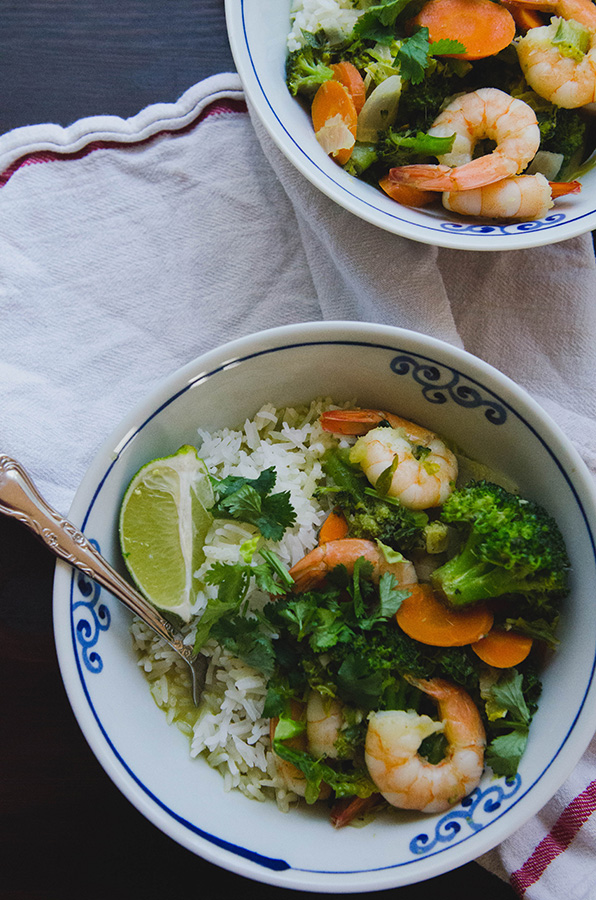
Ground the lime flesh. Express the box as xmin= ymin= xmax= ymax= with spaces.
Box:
xmin=119 ymin=445 xmax=214 ymax=622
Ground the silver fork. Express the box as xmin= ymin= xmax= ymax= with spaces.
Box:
xmin=0 ymin=454 xmax=207 ymax=704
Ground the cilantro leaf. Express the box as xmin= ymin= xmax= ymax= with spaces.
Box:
xmin=489 ymin=669 xmax=531 ymax=725
xmin=354 ymin=0 xmax=414 ymax=43
xmin=211 ymin=613 xmax=276 ymax=678
xmin=336 ymin=653 xmax=387 ymax=705
xmin=485 ymin=726 xmax=529 ymax=777
xmin=194 ymin=552 xmax=291 ymax=652
xmin=397 ymin=28 xmax=465 ymax=84
xmin=272 ymin=739 xmax=377 ymax=803
xmin=212 ymin=467 xmax=296 ymax=540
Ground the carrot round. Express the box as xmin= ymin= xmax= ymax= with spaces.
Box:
xmin=411 ymin=0 xmax=517 ymax=60
xmin=330 ymin=62 xmax=367 ymax=113
xmin=499 ymin=0 xmax=545 ymax=32
xmin=318 ymin=509 xmax=349 ymax=544
xmin=311 ymin=80 xmax=358 ymax=165
xmin=379 ymin=175 xmax=437 ymax=208
xmin=396 ymin=583 xmax=494 ymax=647
xmin=471 ymin=629 xmax=533 ymax=668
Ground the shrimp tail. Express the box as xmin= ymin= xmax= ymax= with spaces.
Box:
xmin=319 ymin=409 xmax=391 ymax=434
xmin=549 ymin=179 xmax=582 ymax=198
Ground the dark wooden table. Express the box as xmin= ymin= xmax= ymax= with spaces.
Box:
xmin=0 ymin=3 xmax=517 ymax=898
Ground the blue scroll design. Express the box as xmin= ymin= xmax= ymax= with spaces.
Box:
xmin=439 ymin=212 xmax=566 ymax=236
xmin=390 ymin=354 xmax=507 ymax=425
xmin=72 ymin=539 xmax=111 ymax=673
xmin=410 ymin=774 xmax=522 ymax=855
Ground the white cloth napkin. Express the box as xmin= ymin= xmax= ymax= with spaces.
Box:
xmin=1 ymin=73 xmax=596 ymax=898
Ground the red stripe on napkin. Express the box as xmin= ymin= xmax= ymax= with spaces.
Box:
xmin=510 ymin=779 xmax=596 ymax=896
xmin=0 ymin=98 xmax=247 ymax=188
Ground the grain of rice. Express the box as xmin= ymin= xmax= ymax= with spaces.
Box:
xmin=287 ymin=0 xmax=366 ymax=52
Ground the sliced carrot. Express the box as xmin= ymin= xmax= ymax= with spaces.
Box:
xmin=411 ymin=0 xmax=516 ymax=60
xmin=330 ymin=62 xmax=367 ymax=113
xmin=319 ymin=509 xmax=349 ymax=544
xmin=499 ymin=0 xmax=545 ymax=32
xmin=311 ymin=79 xmax=358 ymax=166
xmin=471 ymin=629 xmax=533 ymax=668
xmin=379 ymin=175 xmax=437 ymax=208
xmin=550 ymin=180 xmax=582 ymax=199
xmin=396 ymin=583 xmax=494 ymax=647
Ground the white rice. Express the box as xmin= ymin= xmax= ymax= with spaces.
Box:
xmin=287 ymin=0 xmax=367 ymax=52
xmin=131 ymin=398 xmax=351 ymax=809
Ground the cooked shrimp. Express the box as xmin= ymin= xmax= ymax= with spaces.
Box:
xmin=364 ymin=677 xmax=486 ymax=813
xmin=288 ymin=538 xmax=418 ymax=593
xmin=386 ymin=88 xmax=541 ymax=192
xmin=306 ymin=691 xmax=345 ymax=759
xmin=443 ymin=174 xmax=581 ymax=219
xmin=320 ymin=408 xmax=436 ymax=438
xmin=509 ymin=0 xmax=596 ymax=30
xmin=320 ymin=408 xmax=457 ymax=510
xmin=443 ymin=172 xmax=552 ymax=218
xmin=350 ymin=428 xmax=457 ymax=509
xmin=517 ymin=15 xmax=596 ymax=107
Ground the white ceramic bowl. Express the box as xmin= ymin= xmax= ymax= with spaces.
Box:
xmin=225 ymin=0 xmax=596 ymax=251
xmin=54 ymin=321 xmax=596 ymax=892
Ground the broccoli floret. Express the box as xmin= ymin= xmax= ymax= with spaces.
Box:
xmin=286 ymin=47 xmax=334 ymax=98
xmin=430 ymin=480 xmax=570 ymax=610
xmin=397 ymin=58 xmax=471 ymax=130
xmin=347 ymin=497 xmax=428 ymax=551
xmin=541 ymin=107 xmax=587 ymax=176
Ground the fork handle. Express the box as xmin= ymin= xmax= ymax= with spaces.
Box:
xmin=0 ymin=454 xmax=193 ymax=660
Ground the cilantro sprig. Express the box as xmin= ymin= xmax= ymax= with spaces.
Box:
xmin=397 ymin=28 xmax=466 ymax=84
xmin=193 ymin=544 xmax=292 ymax=653
xmin=354 ymin=0 xmax=415 ymax=43
xmin=484 ymin=670 xmax=532 ymax=776
xmin=212 ymin=467 xmax=296 ymax=540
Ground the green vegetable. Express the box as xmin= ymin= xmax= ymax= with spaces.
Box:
xmin=430 ymin=480 xmax=570 ymax=610
xmin=212 ymin=467 xmax=296 ymax=540
xmin=285 ymin=46 xmax=334 ymax=97
xmin=375 ymin=127 xmax=455 ymax=167
xmin=396 ymin=28 xmax=465 ymax=85
xmin=552 ymin=17 xmax=590 ymax=61
xmin=272 ymin=733 xmax=377 ymax=804
xmin=541 ymin=107 xmax=587 ymax=178
xmin=193 ymin=548 xmax=291 ymax=652
xmin=353 ymin=0 xmax=415 ymax=43
xmin=484 ymin=669 xmax=532 ymax=776
xmin=320 ymin=449 xmax=428 ymax=552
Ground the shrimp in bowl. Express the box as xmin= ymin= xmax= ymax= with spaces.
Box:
xmin=126 ymin=399 xmax=569 ymax=829
xmin=285 ymin=1 xmax=591 ymax=225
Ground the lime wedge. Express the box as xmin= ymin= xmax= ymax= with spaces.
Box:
xmin=119 ymin=445 xmax=214 ymax=622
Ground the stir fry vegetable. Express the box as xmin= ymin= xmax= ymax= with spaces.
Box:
xmin=187 ymin=407 xmax=568 ymax=823
xmin=286 ymin=0 xmax=594 ymax=220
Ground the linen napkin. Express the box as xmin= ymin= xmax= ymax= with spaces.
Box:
xmin=1 ymin=72 xmax=596 ymax=898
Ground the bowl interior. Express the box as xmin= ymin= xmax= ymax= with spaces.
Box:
xmin=54 ymin=324 xmax=596 ymax=891
xmin=226 ymin=0 xmax=596 ymax=250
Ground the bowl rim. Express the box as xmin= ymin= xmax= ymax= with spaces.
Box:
xmin=224 ymin=0 xmax=596 ymax=252
xmin=53 ymin=320 xmax=596 ymax=891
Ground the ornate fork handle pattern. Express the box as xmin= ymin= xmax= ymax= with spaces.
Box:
xmin=0 ymin=455 xmax=206 ymax=698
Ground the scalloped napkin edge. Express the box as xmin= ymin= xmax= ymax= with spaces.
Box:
xmin=0 ymin=72 xmax=244 ymax=174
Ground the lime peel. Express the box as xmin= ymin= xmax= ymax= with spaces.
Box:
xmin=119 ymin=445 xmax=214 ymax=622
